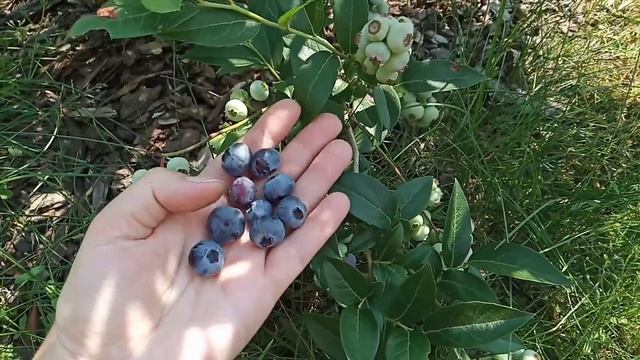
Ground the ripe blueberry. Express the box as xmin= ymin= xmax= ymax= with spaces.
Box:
xmin=263 ymin=173 xmax=295 ymax=203
xmin=250 ymin=148 xmax=280 ymax=178
xmin=188 ymin=240 xmax=225 ymax=277
xmin=228 ymin=176 xmax=256 ymax=209
xmin=249 ymin=216 xmax=286 ymax=248
xmin=344 ymin=254 xmax=357 ymax=267
xmin=246 ymin=199 xmax=273 ymax=222
xmin=221 ymin=143 xmax=252 ymax=177
xmin=208 ymin=206 xmax=246 ymax=245
xmin=275 ymin=196 xmax=307 ymax=229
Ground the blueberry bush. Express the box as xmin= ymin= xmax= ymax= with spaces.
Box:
xmin=70 ymin=0 xmax=569 ymax=358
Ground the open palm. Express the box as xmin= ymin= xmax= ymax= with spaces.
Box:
xmin=36 ymin=100 xmax=351 ymax=360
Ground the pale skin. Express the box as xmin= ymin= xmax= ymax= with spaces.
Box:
xmin=35 ymin=100 xmax=352 ymax=359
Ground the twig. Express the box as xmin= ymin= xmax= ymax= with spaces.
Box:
xmin=375 ymin=146 xmax=406 ymax=182
xmin=345 ymin=125 xmax=360 ymax=173
xmin=162 ymin=108 xmax=265 ymax=157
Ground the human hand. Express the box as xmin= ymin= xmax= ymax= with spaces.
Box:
xmin=36 ymin=100 xmax=352 ymax=359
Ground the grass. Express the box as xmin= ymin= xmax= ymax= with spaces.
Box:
xmin=1 ymin=0 xmax=639 ymax=359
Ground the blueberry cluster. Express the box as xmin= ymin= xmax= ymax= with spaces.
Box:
xmin=188 ymin=143 xmax=308 ymax=277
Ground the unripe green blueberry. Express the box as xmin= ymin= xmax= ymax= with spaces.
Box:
xmin=402 ymin=92 xmax=417 ymax=104
xmin=375 ymin=3 xmax=390 ymax=15
xmin=429 ymin=183 xmax=443 ymax=206
xmin=224 ymin=99 xmax=248 ymax=122
xmin=428 ymin=96 xmax=437 ymax=103
xmin=355 ymin=47 xmax=366 ymax=63
xmin=249 ymin=80 xmax=269 ymax=101
xmin=522 ymin=350 xmax=541 ymax=360
xmin=415 ymin=106 xmax=439 ymax=127
xmin=365 ymin=42 xmax=391 ymax=65
xmin=362 ymin=58 xmax=378 ymax=75
xmin=401 ymin=101 xmax=424 ymax=122
xmin=166 ymin=157 xmax=190 ymax=173
xmin=366 ymin=16 xmax=390 ymax=41
xmin=230 ymin=88 xmax=249 ymax=102
xmin=356 ymin=26 xmax=370 ymax=49
xmin=416 ymin=91 xmax=432 ymax=103
xmin=375 ymin=67 xmax=398 ymax=83
xmin=432 ymin=242 xmax=442 ymax=253
xmin=132 ymin=169 xmax=148 ymax=183
xmin=380 ymin=49 xmax=410 ymax=72
xmin=408 ymin=214 xmax=424 ymax=231
xmin=386 ymin=21 xmax=414 ymax=53
xmin=412 ymin=225 xmax=430 ymax=241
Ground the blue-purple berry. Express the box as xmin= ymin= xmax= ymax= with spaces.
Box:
xmin=246 ymin=200 xmax=273 ymax=223
xmin=263 ymin=173 xmax=295 ymax=203
xmin=250 ymin=148 xmax=280 ymax=178
xmin=208 ymin=206 xmax=246 ymax=245
xmin=228 ymin=176 xmax=256 ymax=209
xmin=188 ymin=240 xmax=225 ymax=277
xmin=345 ymin=254 xmax=357 ymax=267
xmin=249 ymin=216 xmax=286 ymax=248
xmin=221 ymin=143 xmax=252 ymax=177
xmin=275 ymin=196 xmax=307 ymax=229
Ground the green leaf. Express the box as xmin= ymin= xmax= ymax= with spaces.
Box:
xmin=333 ymin=172 xmax=398 ymax=230
xmin=442 ymin=179 xmax=473 ymax=268
xmin=385 ymin=326 xmax=431 ymax=360
xmin=323 ymin=258 xmax=371 ymax=305
xmin=305 ymin=0 xmax=326 ymax=33
xmin=70 ymin=4 xmax=260 ymax=47
xmin=340 ymin=305 xmax=381 ymax=360
xmin=0 ymin=185 xmax=13 ymax=200
xmin=370 ymin=264 xmax=407 ymax=317
xmin=305 ymin=314 xmax=347 ymax=360
xmin=372 ymin=85 xmax=401 ymax=130
xmin=141 ymin=0 xmax=181 ymax=13
xmin=472 ymin=334 xmax=525 ymax=354
xmin=293 ymin=51 xmax=340 ymax=120
xmin=397 ymin=244 xmax=443 ymax=277
xmin=394 ymin=176 xmax=433 ymax=219
xmin=70 ymin=3 xmax=196 ymax=39
xmin=400 ymin=60 xmax=488 ymax=93
xmin=438 ymin=269 xmax=499 ymax=303
xmin=185 ymin=45 xmax=263 ymax=74
xmin=332 ymin=0 xmax=369 ymax=54
xmin=468 ymin=243 xmax=571 ymax=286
xmin=374 ymin=223 xmax=404 ymax=261
xmin=348 ymin=228 xmax=380 ymax=253
xmin=388 ymin=266 xmax=436 ymax=323
xmin=423 ymin=302 xmax=533 ymax=348
xmin=160 ymin=8 xmax=262 ymax=47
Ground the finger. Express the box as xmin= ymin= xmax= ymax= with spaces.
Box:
xmin=265 ymin=193 xmax=350 ymax=293
xmin=291 ymin=139 xmax=352 ymax=210
xmin=199 ymin=99 xmax=301 ymax=181
xmin=279 ymin=113 xmax=342 ymax=178
xmin=92 ymin=168 xmax=226 ymax=240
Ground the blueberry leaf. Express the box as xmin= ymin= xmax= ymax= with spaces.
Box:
xmin=423 ymin=301 xmax=533 ymax=348
xmin=340 ymin=305 xmax=380 ymax=360
xmin=394 ymin=176 xmax=433 ymax=220
xmin=468 ymin=243 xmax=571 ymax=286
xmin=441 ymin=179 xmax=473 ymax=268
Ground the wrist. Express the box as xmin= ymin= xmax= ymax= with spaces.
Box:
xmin=34 ymin=326 xmax=75 ymax=360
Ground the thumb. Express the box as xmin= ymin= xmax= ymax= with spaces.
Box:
xmin=91 ymin=168 xmax=227 ymax=240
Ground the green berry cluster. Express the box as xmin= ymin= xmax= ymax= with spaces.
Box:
xmin=398 ymin=89 xmax=440 ymax=127
xmin=354 ymin=8 xmax=414 ymax=84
